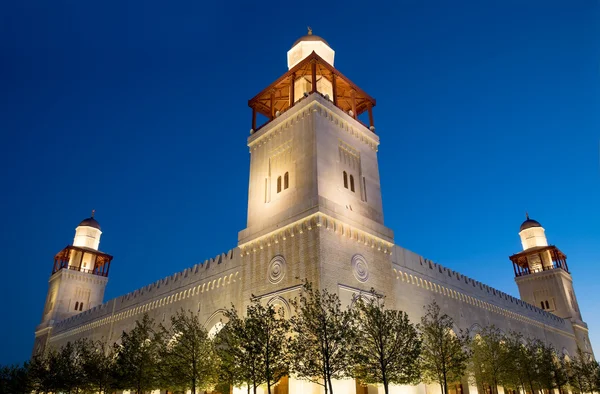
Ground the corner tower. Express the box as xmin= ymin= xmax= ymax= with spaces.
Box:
xmin=238 ymin=30 xmax=394 ymax=306
xmin=510 ymin=214 xmax=592 ymax=355
xmin=33 ymin=212 xmax=113 ymax=356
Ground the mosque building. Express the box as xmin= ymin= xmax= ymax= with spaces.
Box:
xmin=33 ymin=30 xmax=593 ymax=394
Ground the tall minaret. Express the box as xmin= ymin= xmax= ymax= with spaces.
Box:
xmin=238 ymin=29 xmax=394 ymax=325
xmin=509 ymin=214 xmax=593 ymax=355
xmin=33 ymin=212 xmax=113 ymax=356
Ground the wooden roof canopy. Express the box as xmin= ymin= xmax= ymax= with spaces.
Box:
xmin=248 ymin=51 xmax=376 ymax=131
xmin=53 ymin=245 xmax=113 ymax=277
xmin=509 ymin=245 xmax=569 ymax=277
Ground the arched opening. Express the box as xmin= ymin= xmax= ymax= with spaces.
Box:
xmin=350 ymin=174 xmax=355 ymax=192
xmin=284 ymin=172 xmax=289 ymax=189
xmin=74 ymin=301 xmax=79 ymax=311
xmin=267 ymin=296 xmax=291 ymax=319
xmin=343 ymin=171 xmax=348 ymax=189
xmin=208 ymin=321 xmax=224 ymax=339
xmin=277 ymin=176 xmax=282 ymax=193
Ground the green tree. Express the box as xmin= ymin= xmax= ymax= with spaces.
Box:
xmin=0 ymin=362 xmax=32 ymax=394
xmin=114 ymin=313 xmax=162 ymax=394
xmin=289 ymin=281 xmax=354 ymax=394
xmin=552 ymin=353 xmax=570 ymax=394
xmin=245 ymin=298 xmax=290 ymax=394
xmin=568 ymin=348 xmax=599 ymax=394
xmin=532 ymin=339 xmax=557 ymax=393
xmin=159 ymin=309 xmax=219 ymax=394
xmin=218 ymin=306 xmax=263 ymax=394
xmin=77 ymin=338 xmax=117 ymax=394
xmin=419 ymin=301 xmax=470 ymax=394
xmin=503 ymin=332 xmax=532 ymax=394
xmin=467 ymin=326 xmax=511 ymax=394
xmin=352 ymin=291 xmax=421 ymax=394
xmin=29 ymin=353 xmax=54 ymax=394
xmin=51 ymin=341 xmax=85 ymax=394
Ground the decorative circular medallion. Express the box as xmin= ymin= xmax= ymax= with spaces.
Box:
xmin=352 ymin=254 xmax=369 ymax=283
xmin=268 ymin=255 xmax=286 ymax=284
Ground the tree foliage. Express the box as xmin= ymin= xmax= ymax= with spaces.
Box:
xmin=77 ymin=338 xmax=117 ymax=394
xmin=568 ymin=347 xmax=599 ymax=394
xmin=218 ymin=298 xmax=290 ymax=394
xmin=245 ymin=298 xmax=290 ymax=394
xmin=467 ymin=326 xmax=511 ymax=394
xmin=419 ymin=301 xmax=470 ymax=394
xmin=215 ymin=306 xmax=258 ymax=394
xmin=352 ymin=291 xmax=421 ymax=394
xmin=6 ymin=297 xmax=598 ymax=394
xmin=289 ymin=281 xmax=354 ymax=394
xmin=159 ymin=309 xmax=219 ymax=394
xmin=113 ymin=313 xmax=163 ymax=394
xmin=0 ymin=362 xmax=32 ymax=394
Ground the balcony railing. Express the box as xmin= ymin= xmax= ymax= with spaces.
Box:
xmin=515 ymin=263 xmax=568 ymax=277
xmin=52 ymin=263 xmax=109 ymax=277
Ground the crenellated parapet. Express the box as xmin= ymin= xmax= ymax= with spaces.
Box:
xmin=49 ymin=247 xmax=241 ymax=339
xmin=392 ymin=245 xmax=570 ymax=336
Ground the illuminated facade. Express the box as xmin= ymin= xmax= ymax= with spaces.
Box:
xmin=34 ymin=30 xmax=593 ymax=394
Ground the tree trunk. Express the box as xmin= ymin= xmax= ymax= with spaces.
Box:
xmin=327 ymin=373 xmax=334 ymax=394
xmin=443 ymin=370 xmax=448 ymax=394
xmin=383 ymin=374 xmax=389 ymax=394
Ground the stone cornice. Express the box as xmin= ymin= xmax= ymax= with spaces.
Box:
xmin=49 ymin=269 xmax=109 ymax=286
xmin=515 ymin=268 xmax=573 ymax=284
xmin=248 ymin=94 xmax=380 ymax=152
xmin=238 ymin=212 xmax=394 ymax=256
xmin=34 ymin=326 xmax=52 ymax=337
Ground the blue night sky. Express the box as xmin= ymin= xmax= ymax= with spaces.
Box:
xmin=1 ymin=1 xmax=598 ymax=364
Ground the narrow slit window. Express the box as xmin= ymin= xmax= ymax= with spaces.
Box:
xmin=545 ymin=300 xmax=550 ymax=310
xmin=74 ymin=301 xmax=79 ymax=311
xmin=284 ymin=172 xmax=289 ymax=189
xmin=264 ymin=178 xmax=268 ymax=203
xmin=540 ymin=301 xmax=545 ymax=309
xmin=363 ymin=177 xmax=367 ymax=201
xmin=350 ymin=175 xmax=355 ymax=192
xmin=343 ymin=171 xmax=348 ymax=189
xmin=79 ymin=302 xmax=84 ymax=311
xmin=277 ymin=176 xmax=282 ymax=193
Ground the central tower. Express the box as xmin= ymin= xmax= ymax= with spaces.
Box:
xmin=240 ymin=30 xmax=392 ymax=245
xmin=238 ymin=30 xmax=394 ymax=309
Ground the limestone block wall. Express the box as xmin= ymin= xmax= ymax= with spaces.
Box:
xmin=244 ymin=97 xmax=319 ymax=241
xmin=312 ymin=96 xmax=384 ymax=227
xmin=46 ymin=249 xmax=242 ymax=351
xmin=391 ymin=245 xmax=579 ymax=356
xmin=240 ymin=215 xmax=322 ymax=312
xmin=39 ymin=269 xmax=108 ymax=328
xmin=316 ymin=217 xmax=394 ymax=303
